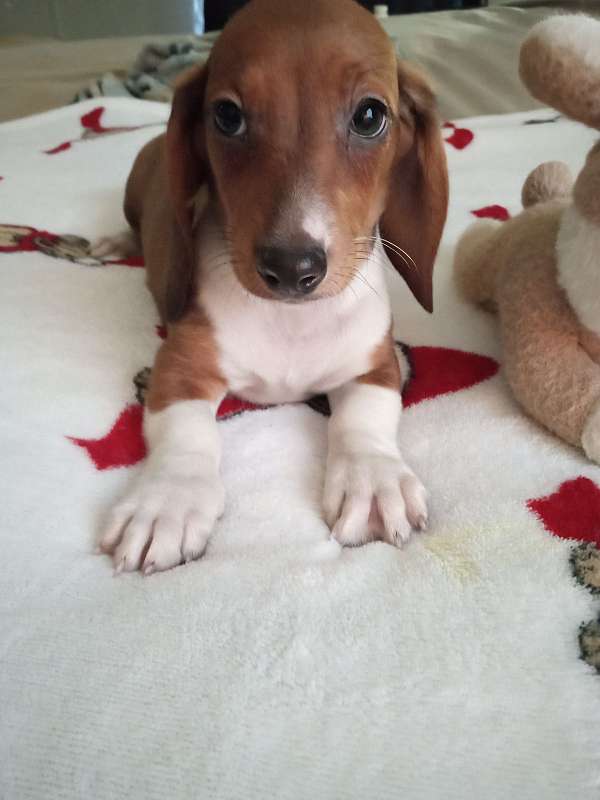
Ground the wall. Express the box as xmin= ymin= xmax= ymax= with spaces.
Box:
xmin=0 ymin=0 xmax=203 ymax=39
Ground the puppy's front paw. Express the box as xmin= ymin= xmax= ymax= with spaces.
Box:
xmin=323 ymin=452 xmax=428 ymax=548
xmin=99 ymin=470 xmax=225 ymax=574
xmin=89 ymin=229 xmax=139 ymax=260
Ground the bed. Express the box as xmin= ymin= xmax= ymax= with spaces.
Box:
xmin=1 ymin=5 xmax=600 ymax=799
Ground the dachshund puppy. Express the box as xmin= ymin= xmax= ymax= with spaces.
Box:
xmin=98 ymin=0 xmax=448 ymax=573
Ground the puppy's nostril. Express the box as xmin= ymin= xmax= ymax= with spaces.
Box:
xmin=298 ymin=273 xmax=319 ymax=292
xmin=262 ymin=269 xmax=280 ymax=289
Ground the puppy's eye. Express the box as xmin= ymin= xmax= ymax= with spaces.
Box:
xmin=214 ymin=100 xmax=246 ymax=137
xmin=350 ymin=99 xmax=388 ymax=139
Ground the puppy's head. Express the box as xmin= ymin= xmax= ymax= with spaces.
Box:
xmin=166 ymin=0 xmax=447 ymax=317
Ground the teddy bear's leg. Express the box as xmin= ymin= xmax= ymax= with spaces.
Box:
xmin=582 ymin=401 xmax=600 ymax=463
xmin=498 ymin=278 xmax=600 ymax=461
xmin=453 ymin=220 xmax=503 ymax=311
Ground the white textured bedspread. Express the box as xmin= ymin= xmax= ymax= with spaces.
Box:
xmin=1 ymin=99 xmax=599 ymax=799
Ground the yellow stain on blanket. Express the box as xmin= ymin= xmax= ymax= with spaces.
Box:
xmin=424 ymin=527 xmax=481 ymax=584
xmin=424 ymin=518 xmax=541 ymax=585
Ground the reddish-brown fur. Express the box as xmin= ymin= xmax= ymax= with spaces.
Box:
xmin=357 ymin=332 xmax=402 ymax=391
xmin=146 ymin=310 xmax=225 ymax=412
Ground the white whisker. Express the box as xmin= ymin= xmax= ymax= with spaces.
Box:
xmin=354 ymin=235 xmax=417 ymax=272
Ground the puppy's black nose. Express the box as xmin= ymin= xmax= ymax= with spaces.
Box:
xmin=256 ymin=245 xmax=327 ymax=297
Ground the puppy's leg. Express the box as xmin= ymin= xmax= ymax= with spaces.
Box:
xmin=100 ymin=316 xmax=227 ymax=573
xmin=90 ymin=228 xmax=140 ymax=259
xmin=323 ymin=337 xmax=427 ymax=548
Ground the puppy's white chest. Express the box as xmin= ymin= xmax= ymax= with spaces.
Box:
xmin=199 ymin=259 xmax=391 ymax=404
xmin=219 ymin=321 xmax=362 ymax=403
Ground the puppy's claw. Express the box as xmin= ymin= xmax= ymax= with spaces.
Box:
xmin=113 ymin=557 xmax=126 ymax=576
xmin=324 ymin=452 xmax=428 ymax=549
xmin=414 ymin=513 xmax=428 ymax=532
xmin=392 ymin=531 xmax=406 ymax=549
xmin=102 ymin=471 xmax=224 ymax=574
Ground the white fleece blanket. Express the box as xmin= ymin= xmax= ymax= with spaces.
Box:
xmin=1 ymin=99 xmax=599 ymax=800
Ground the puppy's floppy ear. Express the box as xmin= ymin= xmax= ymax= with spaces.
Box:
xmin=380 ymin=62 xmax=448 ymax=313
xmin=163 ymin=62 xmax=209 ymax=322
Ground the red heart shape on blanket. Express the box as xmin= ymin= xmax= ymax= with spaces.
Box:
xmin=109 ymin=256 xmax=145 ymax=268
xmin=44 ymin=106 xmax=159 ymax=155
xmin=44 ymin=141 xmax=73 ymax=155
xmin=528 ymin=477 xmax=600 ymax=546
xmin=68 ymin=404 xmax=147 ymax=471
xmin=69 ymin=346 xmax=499 ymax=471
xmin=443 ymin=122 xmax=474 ymax=150
xmin=69 ymin=397 xmax=264 ymax=470
xmin=80 ymin=107 xmax=107 ymax=134
xmin=472 ymin=205 xmax=510 ymax=222
xmin=402 ymin=346 xmax=498 ymax=407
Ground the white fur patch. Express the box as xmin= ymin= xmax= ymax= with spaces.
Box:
xmin=301 ymin=203 xmax=332 ymax=250
xmin=556 ymin=205 xmax=600 ymax=337
xmin=324 ymin=382 xmax=428 ymax=547
xmin=198 ymin=224 xmax=392 ymax=404
xmin=100 ymin=400 xmax=225 ymax=573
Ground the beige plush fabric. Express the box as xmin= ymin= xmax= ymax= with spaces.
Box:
xmin=497 ymin=205 xmax=600 ymax=448
xmin=521 ymin=161 xmax=573 ymax=207
xmin=454 ymin=201 xmax=600 ymax=449
xmin=520 ymin=14 xmax=600 ymax=129
xmin=454 ymin=11 xmax=600 ymax=457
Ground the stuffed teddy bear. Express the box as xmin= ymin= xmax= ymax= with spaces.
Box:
xmin=454 ymin=15 xmax=600 ymax=462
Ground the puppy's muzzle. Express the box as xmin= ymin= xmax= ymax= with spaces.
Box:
xmin=256 ymin=244 xmax=327 ymax=298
